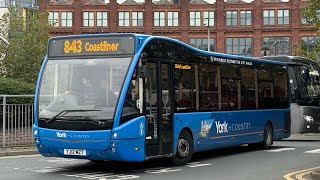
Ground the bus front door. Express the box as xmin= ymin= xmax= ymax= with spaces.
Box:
xmin=145 ymin=62 xmax=173 ymax=158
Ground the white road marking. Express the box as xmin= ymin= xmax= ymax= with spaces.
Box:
xmin=265 ymin=148 xmax=296 ymax=152
xmin=30 ymin=167 xmax=67 ymax=173
xmin=47 ymin=158 xmax=79 ymax=164
xmin=186 ymin=162 xmax=212 ymax=168
xmin=144 ymin=167 xmax=183 ymax=174
xmin=63 ymin=172 xmax=139 ymax=180
xmin=304 ymin=149 xmax=320 ymax=153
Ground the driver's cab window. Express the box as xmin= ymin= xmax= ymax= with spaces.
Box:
xmin=120 ymin=66 xmax=141 ymax=124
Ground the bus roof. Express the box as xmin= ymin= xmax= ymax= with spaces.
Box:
xmin=48 ymin=33 xmax=288 ymax=66
xmin=259 ymin=56 xmax=314 ymax=63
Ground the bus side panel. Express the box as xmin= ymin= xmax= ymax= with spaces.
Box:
xmin=173 ymin=110 xmax=290 ymax=153
xmin=290 ymin=103 xmax=301 ymax=133
xmin=110 ymin=116 xmax=146 ymax=161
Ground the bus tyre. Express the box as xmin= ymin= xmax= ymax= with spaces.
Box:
xmin=171 ymin=131 xmax=193 ymax=166
xmin=260 ymin=123 xmax=273 ymax=149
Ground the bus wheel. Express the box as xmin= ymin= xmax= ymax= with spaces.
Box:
xmin=260 ymin=123 xmax=273 ymax=149
xmin=171 ymin=131 xmax=193 ymax=166
xmin=250 ymin=123 xmax=273 ymax=150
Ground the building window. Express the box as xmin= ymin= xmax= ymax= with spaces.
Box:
xmin=226 ymin=37 xmax=252 ymax=56
xmin=83 ymin=12 xmax=94 ymax=27
xmin=301 ymin=37 xmax=320 ymax=53
xmin=203 ymin=11 xmax=214 ymax=26
xmin=240 ymin=10 xmax=251 ymax=26
xmin=190 ymin=11 xmax=201 ymax=26
xmin=168 ymin=12 xmax=179 ymax=26
xmin=278 ymin=10 xmax=289 ymax=25
xmin=132 ymin=12 xmax=143 ymax=27
xmin=97 ymin=12 xmax=108 ymax=27
xmin=263 ymin=10 xmax=275 ymax=25
xmin=119 ymin=12 xmax=130 ymax=27
xmin=154 ymin=12 xmax=165 ymax=27
xmin=61 ymin=12 xmax=72 ymax=27
xmin=262 ymin=37 xmax=290 ymax=56
xmin=226 ymin=11 xmax=238 ymax=26
xmin=48 ymin=12 xmax=59 ymax=27
xmin=189 ymin=38 xmax=214 ymax=51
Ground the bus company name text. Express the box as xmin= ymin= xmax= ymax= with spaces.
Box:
xmin=63 ymin=40 xmax=119 ymax=54
xmin=215 ymin=121 xmax=251 ymax=134
xmin=211 ymin=57 xmax=253 ymax=66
xmin=56 ymin=132 xmax=90 ymax=139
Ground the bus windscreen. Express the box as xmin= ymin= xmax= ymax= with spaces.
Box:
xmin=48 ymin=35 xmax=135 ymax=57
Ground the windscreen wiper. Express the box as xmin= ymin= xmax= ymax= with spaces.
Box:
xmin=46 ymin=109 xmax=101 ymax=124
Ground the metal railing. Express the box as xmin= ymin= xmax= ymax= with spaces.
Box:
xmin=1 ymin=95 xmax=34 ymax=148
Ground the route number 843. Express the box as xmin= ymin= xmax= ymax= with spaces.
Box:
xmin=64 ymin=40 xmax=82 ymax=53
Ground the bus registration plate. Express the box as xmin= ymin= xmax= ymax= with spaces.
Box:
xmin=64 ymin=149 xmax=86 ymax=156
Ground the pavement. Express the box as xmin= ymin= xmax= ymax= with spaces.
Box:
xmin=0 ymin=145 xmax=38 ymax=157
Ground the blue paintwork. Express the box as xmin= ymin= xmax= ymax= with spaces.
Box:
xmin=34 ymin=117 xmax=145 ymax=161
xmin=34 ymin=33 xmax=290 ymax=162
xmin=173 ymin=109 xmax=290 ymax=153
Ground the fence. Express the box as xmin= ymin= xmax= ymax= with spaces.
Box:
xmin=1 ymin=95 xmax=34 ymax=149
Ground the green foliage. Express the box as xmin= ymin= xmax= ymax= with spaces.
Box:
xmin=300 ymin=1 xmax=320 ymax=61
xmin=0 ymin=7 xmax=50 ymax=84
xmin=294 ymin=44 xmax=320 ymax=62
xmin=0 ymin=77 xmax=34 ymax=104
xmin=302 ymin=0 xmax=320 ymax=34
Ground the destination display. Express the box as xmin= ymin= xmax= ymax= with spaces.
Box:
xmin=48 ymin=35 xmax=135 ymax=57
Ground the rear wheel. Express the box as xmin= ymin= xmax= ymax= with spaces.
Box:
xmin=171 ymin=130 xmax=193 ymax=166
xmin=251 ymin=123 xmax=273 ymax=149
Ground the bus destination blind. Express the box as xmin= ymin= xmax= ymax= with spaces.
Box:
xmin=48 ymin=36 xmax=135 ymax=57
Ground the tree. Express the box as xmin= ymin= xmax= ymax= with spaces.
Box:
xmin=0 ymin=7 xmax=50 ymax=84
xmin=299 ymin=0 xmax=320 ymax=61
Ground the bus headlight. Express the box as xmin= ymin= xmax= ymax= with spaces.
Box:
xmin=33 ymin=130 xmax=38 ymax=136
xmin=303 ymin=115 xmax=314 ymax=123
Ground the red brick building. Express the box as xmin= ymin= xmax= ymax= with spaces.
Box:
xmin=39 ymin=0 xmax=317 ymax=57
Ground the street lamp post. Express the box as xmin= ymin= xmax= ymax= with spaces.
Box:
xmin=203 ymin=18 xmax=210 ymax=51
xmin=260 ymin=45 xmax=270 ymax=57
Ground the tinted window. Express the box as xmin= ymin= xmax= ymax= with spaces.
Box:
xmin=199 ymin=63 xmax=218 ymax=111
xmin=241 ymin=68 xmax=256 ymax=109
xmin=174 ymin=63 xmax=196 ymax=112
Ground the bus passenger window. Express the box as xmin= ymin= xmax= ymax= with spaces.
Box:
xmin=174 ymin=63 xmax=196 ymax=112
xmin=273 ymin=71 xmax=288 ymax=108
xmin=220 ymin=65 xmax=240 ymax=110
xmin=258 ymin=69 xmax=274 ymax=109
xmin=240 ymin=68 xmax=256 ymax=110
xmin=199 ymin=63 xmax=218 ymax=111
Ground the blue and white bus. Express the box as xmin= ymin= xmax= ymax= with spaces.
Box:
xmin=261 ymin=56 xmax=320 ymax=133
xmin=33 ymin=34 xmax=290 ymax=165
